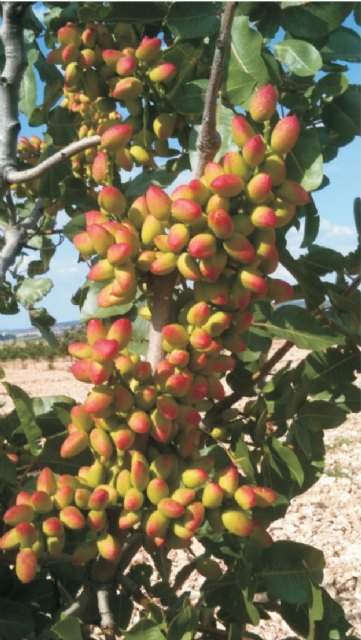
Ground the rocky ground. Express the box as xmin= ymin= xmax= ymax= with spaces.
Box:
xmin=0 ymin=353 xmax=360 ymax=638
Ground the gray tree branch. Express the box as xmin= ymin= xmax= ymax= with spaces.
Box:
xmin=0 ymin=198 xmax=44 ymax=282
xmin=0 ymin=2 xmax=28 ymax=180
xmin=4 ymin=135 xmax=101 ymax=184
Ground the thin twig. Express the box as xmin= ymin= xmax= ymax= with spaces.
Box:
xmin=194 ymin=2 xmax=236 ymax=179
xmin=4 ymin=135 xmax=101 ymax=184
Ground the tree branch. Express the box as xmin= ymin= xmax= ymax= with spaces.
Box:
xmin=0 ymin=2 xmax=28 ymax=183
xmin=4 ymin=135 xmax=101 ymax=184
xmin=194 ymin=1 xmax=236 ymax=179
xmin=0 ymin=198 xmax=44 ymax=282
xmin=146 ymin=3 xmax=236 ymax=370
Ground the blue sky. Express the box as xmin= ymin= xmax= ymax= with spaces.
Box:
xmin=1 ymin=9 xmax=360 ymax=331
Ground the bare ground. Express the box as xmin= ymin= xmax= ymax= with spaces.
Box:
xmin=0 ymin=353 xmax=360 ymax=638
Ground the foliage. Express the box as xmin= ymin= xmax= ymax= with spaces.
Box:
xmin=0 ymin=2 xmax=360 ymax=640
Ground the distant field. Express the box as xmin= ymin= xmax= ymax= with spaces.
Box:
xmin=0 ymin=325 xmax=85 ymax=361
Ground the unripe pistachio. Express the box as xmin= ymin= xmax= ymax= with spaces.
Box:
xmin=223 ymin=233 xmax=255 ymax=263
xmin=266 ymin=278 xmax=294 ymax=303
xmin=36 ymin=467 xmax=57 ymax=495
xmin=221 ymin=509 xmax=254 ymax=536
xmin=98 ymin=185 xmax=126 ymax=217
xmin=177 ymin=253 xmax=202 ymax=281
xmin=146 ymin=185 xmax=171 ymax=220
xmin=87 ymin=259 xmax=114 ymax=282
xmin=87 ymin=318 xmax=107 ymax=345
xmin=250 ymin=84 xmax=279 ymax=122
xmin=262 ymin=154 xmax=286 ymax=186
xmin=90 ymin=428 xmax=114 ymax=460
xmin=277 ymin=179 xmax=310 ymax=206
xmin=168 ymin=223 xmax=190 ymax=252
xmin=202 ymin=482 xmax=224 ymax=508
xmin=83 ymin=386 xmax=114 ymax=415
xmin=208 ymin=208 xmax=234 ymax=239
xmin=210 ymin=174 xmax=244 ymax=198
xmin=16 ymin=548 xmax=38 ymax=583
xmin=271 ymin=114 xmax=301 ymax=154
xmin=135 ymin=36 xmax=162 ymax=62
xmin=145 ymin=510 xmax=169 ymax=538
xmin=149 ymin=62 xmax=176 ymax=83
xmin=116 ymin=54 xmax=137 ymax=76
xmin=130 ymin=145 xmax=152 ymax=166
xmin=150 ymin=252 xmax=178 ymax=275
xmin=112 ymin=77 xmax=143 ymax=101
xmin=242 ymin=135 xmax=266 ymax=167
xmin=234 ymin=485 xmax=257 ymax=510
xmin=222 ymin=151 xmax=252 ymax=181
xmin=60 ymin=505 xmax=86 ymax=530
xmin=253 ymin=486 xmax=277 ymax=506
xmin=147 ymin=478 xmax=169 ymax=505
xmin=231 ymin=115 xmax=256 ymax=148
xmin=247 ymin=173 xmax=273 ymax=204
xmin=162 ymin=324 xmax=189 ymax=349
xmin=171 ymin=198 xmax=202 ymax=225
xmin=60 ymin=431 xmax=89 ymax=458
xmin=250 ymin=205 xmax=277 ymax=228
xmin=188 ymin=233 xmax=217 ymax=260
xmin=181 ymin=467 xmax=208 ymax=489
xmin=153 ymin=113 xmax=176 ymax=140
xmin=239 ymin=268 xmax=267 ymax=296
xmin=97 ymin=533 xmax=122 ymax=562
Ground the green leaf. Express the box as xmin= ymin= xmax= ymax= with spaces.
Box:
xmin=125 ymin=169 xmax=176 ymax=198
xmin=3 ymin=383 xmax=42 ymax=455
xmin=299 ymin=245 xmax=344 ymax=276
xmin=47 ymin=617 xmax=83 ymax=640
xmin=254 ymin=305 xmax=345 ymax=351
xmin=0 ymin=455 xmax=16 ymax=485
xmin=323 ymin=85 xmax=361 ymax=144
xmin=214 ymin=102 xmax=238 ymax=162
xmin=0 ymin=283 xmax=19 ymax=315
xmin=322 ymin=26 xmax=361 ymax=63
xmin=165 ymin=42 xmax=204 ymax=102
xmin=269 ymin=437 xmax=304 ymax=486
xmin=19 ymin=64 xmax=37 ymax=118
xmin=29 ymin=307 xmax=57 ymax=348
xmin=47 ymin=106 xmax=79 ymax=146
xmin=274 ymin=39 xmax=322 ymax=77
xmin=281 ymin=3 xmax=353 ymax=39
xmin=167 ymin=2 xmax=220 ymax=39
xmin=298 ymin=400 xmax=346 ymax=430
xmin=63 ymin=213 xmax=86 ymax=241
xmin=79 ymin=281 xmax=134 ymax=322
xmin=301 ymin=201 xmax=320 ymax=249
xmin=172 ymin=80 xmax=208 ymax=114
xmin=233 ymin=435 xmax=255 ymax=481
xmin=314 ymin=72 xmax=349 ymax=101
xmin=15 ymin=277 xmax=53 ymax=307
xmin=39 ymin=146 xmax=71 ymax=199
xmin=168 ymin=605 xmax=199 ymax=640
xmin=262 ymin=541 xmax=324 ymax=605
xmin=224 ymin=16 xmax=269 ymax=107
xmin=102 ymin=2 xmax=167 ymax=23
xmin=286 ymin=128 xmax=323 ymax=191
xmin=125 ymin=619 xmax=165 ymax=640
xmin=0 ymin=599 xmax=34 ymax=640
